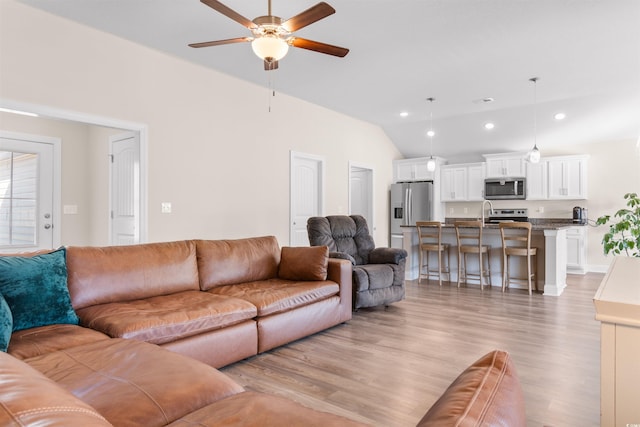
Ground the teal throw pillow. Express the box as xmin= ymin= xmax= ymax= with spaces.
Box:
xmin=0 ymin=292 xmax=12 ymax=352
xmin=0 ymin=248 xmax=78 ymax=332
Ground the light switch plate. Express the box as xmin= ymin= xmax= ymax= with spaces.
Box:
xmin=63 ymin=205 xmax=78 ymax=214
xmin=161 ymin=202 xmax=172 ymax=214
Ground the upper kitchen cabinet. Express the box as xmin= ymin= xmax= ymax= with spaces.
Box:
xmin=483 ymin=153 xmax=526 ymax=178
xmin=440 ymin=163 xmax=485 ymax=202
xmin=526 ymin=160 xmax=548 ymax=200
xmin=440 ymin=165 xmax=467 ymax=201
xmin=547 ymin=155 xmax=589 ymax=199
xmin=466 ymin=163 xmax=486 ymax=201
xmin=393 ymin=157 xmax=443 ymax=182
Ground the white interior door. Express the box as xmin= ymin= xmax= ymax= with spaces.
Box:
xmin=110 ymin=132 xmax=140 ymax=245
xmin=0 ymin=132 xmax=60 ymax=252
xmin=290 ymin=151 xmax=324 ymax=246
xmin=349 ymin=163 xmax=374 ymax=229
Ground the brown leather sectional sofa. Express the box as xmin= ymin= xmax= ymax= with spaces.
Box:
xmin=1 ymin=236 xmax=527 ymax=426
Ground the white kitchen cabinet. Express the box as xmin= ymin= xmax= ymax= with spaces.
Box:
xmin=466 ymin=163 xmax=486 ymax=201
xmin=483 ymin=153 xmax=526 ymax=178
xmin=547 ymin=155 xmax=588 ymax=199
xmin=566 ymin=226 xmax=587 ymax=274
xmin=393 ymin=157 xmax=441 ymax=182
xmin=440 ymin=165 xmax=467 ymax=201
xmin=526 ymin=160 xmax=548 ymax=200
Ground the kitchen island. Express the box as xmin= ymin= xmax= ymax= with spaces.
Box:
xmin=400 ymin=219 xmax=583 ymax=296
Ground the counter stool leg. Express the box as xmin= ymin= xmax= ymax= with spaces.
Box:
xmin=527 ymin=254 xmax=532 ymax=295
xmin=437 ymin=250 xmax=443 ymax=286
xmin=502 ymin=252 xmax=507 ymax=292
xmin=486 ymin=250 xmax=492 ymax=288
xmin=457 ymin=251 xmax=463 ymax=287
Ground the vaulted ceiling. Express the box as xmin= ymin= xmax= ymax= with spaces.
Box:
xmin=18 ymin=0 xmax=640 ymax=162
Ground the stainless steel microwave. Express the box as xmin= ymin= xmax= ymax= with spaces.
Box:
xmin=484 ymin=178 xmax=526 ymax=200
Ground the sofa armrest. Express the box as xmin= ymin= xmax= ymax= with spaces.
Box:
xmin=368 ymin=247 xmax=408 ymax=265
xmin=327 ymin=258 xmax=352 ymax=323
xmin=416 ymin=350 xmax=526 ymax=427
xmin=329 ymin=251 xmax=356 ymax=265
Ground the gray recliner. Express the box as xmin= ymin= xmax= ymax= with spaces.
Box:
xmin=307 ymin=215 xmax=407 ymax=310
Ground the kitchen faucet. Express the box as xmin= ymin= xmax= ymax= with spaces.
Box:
xmin=481 ymin=200 xmax=494 ymax=225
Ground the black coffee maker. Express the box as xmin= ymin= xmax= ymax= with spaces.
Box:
xmin=573 ymin=206 xmax=587 ymax=224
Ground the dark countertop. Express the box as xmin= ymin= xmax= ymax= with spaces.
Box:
xmin=400 ymin=219 xmax=587 ymax=231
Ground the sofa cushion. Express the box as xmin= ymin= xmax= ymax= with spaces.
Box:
xmin=8 ymin=324 xmax=110 ymax=360
xmin=278 ymin=246 xmax=329 ymax=281
xmin=0 ymin=248 xmax=79 ymax=331
xmin=208 ymin=279 xmax=339 ymax=316
xmin=0 ymin=293 xmax=11 ymax=352
xmin=26 ymin=338 xmax=245 ymax=427
xmin=0 ymin=351 xmax=112 ymax=426
xmin=66 ymin=240 xmax=200 ymax=310
xmin=167 ymin=391 xmax=368 ymax=427
xmin=76 ymin=290 xmax=257 ymax=344
xmin=196 ymin=236 xmax=280 ymax=290
xmin=416 ymin=350 xmax=526 ymax=427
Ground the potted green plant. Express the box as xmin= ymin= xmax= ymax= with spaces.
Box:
xmin=596 ymin=192 xmax=640 ymax=257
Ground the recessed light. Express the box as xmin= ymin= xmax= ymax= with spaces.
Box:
xmin=484 ymin=122 xmax=495 ymax=130
xmin=400 ymin=111 xmax=409 ymax=117
xmin=554 ymin=112 xmax=566 ymax=120
xmin=426 ymin=130 xmax=435 ymax=137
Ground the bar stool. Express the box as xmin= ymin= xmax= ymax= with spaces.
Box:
xmin=499 ymin=222 xmax=538 ymax=295
xmin=454 ymin=220 xmax=492 ymax=289
xmin=416 ymin=221 xmax=451 ymax=285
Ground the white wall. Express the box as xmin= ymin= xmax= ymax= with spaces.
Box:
xmin=444 ymin=139 xmax=640 ymax=270
xmin=0 ymin=0 xmax=401 ymax=247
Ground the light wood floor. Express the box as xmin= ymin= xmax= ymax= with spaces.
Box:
xmin=221 ymin=273 xmax=603 ymax=427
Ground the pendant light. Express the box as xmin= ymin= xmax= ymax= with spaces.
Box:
xmin=528 ymin=77 xmax=541 ymax=163
xmin=426 ymin=97 xmax=436 ymax=172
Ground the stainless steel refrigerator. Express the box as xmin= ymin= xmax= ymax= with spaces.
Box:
xmin=390 ymin=181 xmax=433 ymax=248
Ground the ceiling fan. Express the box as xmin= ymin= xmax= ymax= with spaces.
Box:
xmin=189 ymin=0 xmax=349 ymax=71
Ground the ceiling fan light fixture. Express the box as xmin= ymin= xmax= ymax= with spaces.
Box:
xmin=251 ymin=35 xmax=289 ymax=61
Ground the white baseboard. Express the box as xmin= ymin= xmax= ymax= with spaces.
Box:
xmin=588 ymin=264 xmax=610 ymax=274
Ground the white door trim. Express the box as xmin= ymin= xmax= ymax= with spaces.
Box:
xmin=290 ymin=151 xmax=325 ymax=246
xmin=0 ymin=130 xmax=62 ymax=248
xmin=0 ymin=98 xmax=149 ymax=243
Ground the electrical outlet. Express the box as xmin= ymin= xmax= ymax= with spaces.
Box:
xmin=538 ymin=206 xmax=545 ymax=213
xmin=464 ymin=207 xmax=468 ymax=214
xmin=449 ymin=207 xmax=454 ymax=214
xmin=161 ymin=202 xmax=172 ymax=214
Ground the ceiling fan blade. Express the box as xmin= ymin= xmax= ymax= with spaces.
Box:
xmin=264 ymin=60 xmax=279 ymax=71
xmin=290 ymin=38 xmax=349 ymax=57
xmin=200 ymin=0 xmax=257 ymax=29
xmin=189 ymin=37 xmax=252 ymax=48
xmin=281 ymin=2 xmax=335 ymax=32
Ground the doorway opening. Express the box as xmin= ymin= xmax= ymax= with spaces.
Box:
xmin=0 ymin=100 xmax=148 ymax=245
xmin=349 ymin=162 xmax=374 ymax=230
xmin=290 ymin=151 xmax=325 ymax=246
xmin=0 ymin=131 xmax=60 ymax=252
